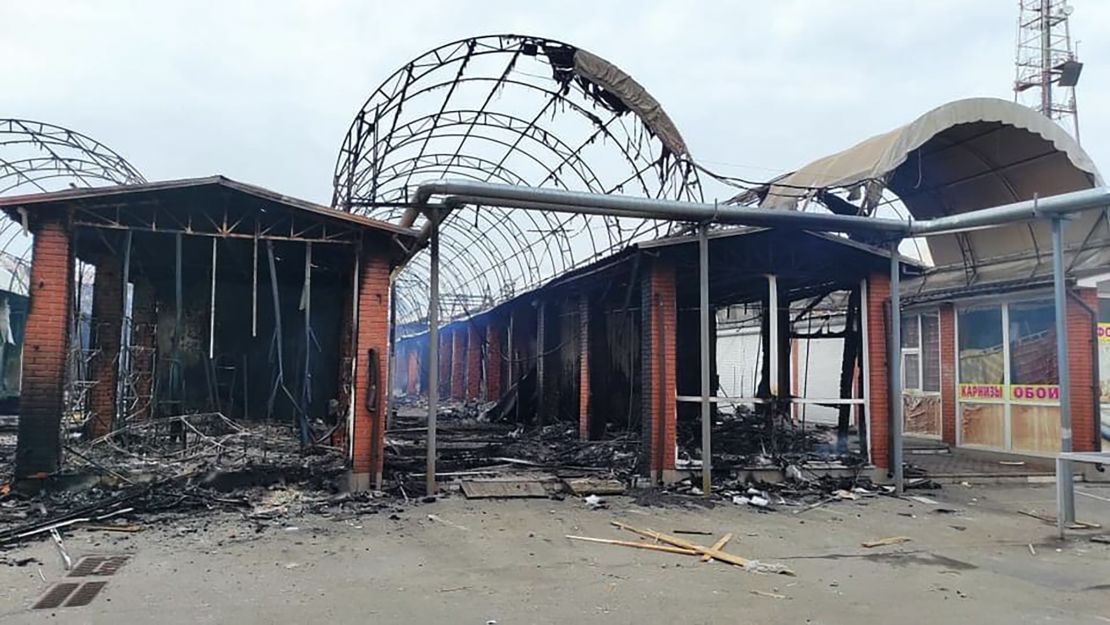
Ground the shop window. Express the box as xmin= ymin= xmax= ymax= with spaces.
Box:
xmin=903 ymin=353 xmax=920 ymax=390
xmin=901 ymin=315 xmax=919 ymax=348
xmin=901 ymin=312 xmax=939 ymax=394
xmin=1008 ymin=301 xmax=1057 ymax=385
xmin=921 ymin=313 xmax=940 ymax=392
xmin=958 ymin=306 xmax=1003 ymax=385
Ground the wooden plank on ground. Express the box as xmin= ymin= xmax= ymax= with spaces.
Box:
xmin=700 ymin=533 xmax=734 ymax=562
xmin=611 ymin=521 xmax=751 ymax=567
xmin=564 ymin=477 xmax=626 ymax=496
xmin=565 ymin=535 xmax=699 ymax=556
xmin=461 ymin=480 xmax=548 ymax=499
xmin=861 ymin=536 xmax=911 ymax=548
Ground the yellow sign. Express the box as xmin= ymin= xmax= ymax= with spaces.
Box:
xmin=1099 ymin=322 xmax=1110 ymax=342
xmin=1010 ymin=384 xmax=1059 ymax=403
xmin=958 ymin=384 xmax=1004 ymax=400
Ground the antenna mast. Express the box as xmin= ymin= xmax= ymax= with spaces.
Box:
xmin=1013 ymin=0 xmax=1083 ymax=141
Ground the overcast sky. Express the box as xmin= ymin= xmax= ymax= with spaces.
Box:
xmin=3 ymin=0 xmax=1107 ymax=205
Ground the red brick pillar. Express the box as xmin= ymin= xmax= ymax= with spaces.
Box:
xmin=1068 ymin=287 xmax=1099 ymax=452
xmin=87 ymin=254 xmax=123 ymax=438
xmin=466 ymin=324 xmax=482 ymax=400
xmin=405 ymin=346 xmax=419 ymax=396
xmin=865 ymin=271 xmax=891 ymax=469
xmin=15 ymin=216 xmax=73 ymax=480
xmin=450 ymin=328 xmax=465 ymax=400
xmin=937 ymin=304 xmax=957 ymax=445
xmin=578 ymin=297 xmax=590 ymax=440
xmin=131 ymin=279 xmax=157 ymax=421
xmin=349 ymin=248 xmax=390 ymax=491
xmin=642 ymin=260 xmax=678 ymax=481
xmin=486 ymin=323 xmax=502 ymax=400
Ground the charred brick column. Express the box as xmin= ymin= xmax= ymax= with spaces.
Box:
xmin=405 ymin=345 xmax=420 ymax=396
xmin=87 ymin=254 xmax=123 ymax=438
xmin=938 ymin=304 xmax=957 ymax=445
xmin=466 ymin=324 xmax=482 ymax=400
xmin=486 ymin=323 xmax=503 ymax=401
xmin=332 ymin=272 xmax=356 ymax=451
xmin=15 ymin=216 xmax=73 ymax=481
xmin=641 ymin=259 xmax=678 ymax=482
xmin=578 ymin=296 xmax=590 ymax=440
xmin=1069 ymin=287 xmax=1100 ymax=452
xmin=865 ymin=271 xmax=891 ymax=469
xmin=349 ymin=246 xmax=390 ymax=491
xmin=130 ymin=279 xmax=158 ymax=421
xmin=450 ymin=328 xmax=465 ymax=400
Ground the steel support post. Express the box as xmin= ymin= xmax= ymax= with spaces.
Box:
xmin=1052 ymin=216 xmax=1075 ymax=532
xmin=426 ymin=211 xmax=440 ymax=496
xmin=699 ymin=223 xmax=712 ymax=496
xmin=767 ymin=275 xmax=780 ymax=397
xmin=890 ymin=243 xmax=904 ymax=494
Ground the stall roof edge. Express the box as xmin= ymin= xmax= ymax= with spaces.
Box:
xmin=0 ymin=175 xmax=420 ymax=239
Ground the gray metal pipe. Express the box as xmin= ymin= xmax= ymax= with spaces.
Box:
xmin=410 ymin=180 xmax=1110 ymax=241
xmin=427 ymin=181 xmax=909 ymax=234
xmin=908 ymin=187 xmax=1110 ymax=235
xmin=1052 ymin=217 xmax=1075 ymax=529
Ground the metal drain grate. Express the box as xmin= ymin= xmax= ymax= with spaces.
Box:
xmin=63 ymin=581 xmax=108 ymax=607
xmin=68 ymin=555 xmax=130 ymax=577
xmin=32 ymin=582 xmax=80 ymax=610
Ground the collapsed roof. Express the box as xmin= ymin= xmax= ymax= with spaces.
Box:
xmin=332 ymin=34 xmax=703 ymax=324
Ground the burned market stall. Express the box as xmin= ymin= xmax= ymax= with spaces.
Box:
xmin=1 ymin=176 xmax=415 ymax=492
xmin=394 ymin=226 xmax=919 ymax=487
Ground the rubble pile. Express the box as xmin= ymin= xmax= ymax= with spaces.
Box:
xmin=386 ymin=400 xmax=639 ymax=479
xmin=0 ymin=413 xmax=365 ymax=548
xmin=676 ymin=406 xmax=863 ymax=469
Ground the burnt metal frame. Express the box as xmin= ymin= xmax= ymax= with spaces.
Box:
xmin=333 ymin=35 xmax=703 ymax=324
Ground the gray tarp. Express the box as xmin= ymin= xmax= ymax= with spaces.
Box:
xmin=758 ymin=98 xmax=1108 ymax=286
xmin=574 ymin=50 xmax=689 ymax=157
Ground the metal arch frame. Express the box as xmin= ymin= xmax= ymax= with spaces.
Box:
xmin=0 ymin=119 xmax=147 ymax=265
xmin=333 ymin=34 xmax=702 ymax=323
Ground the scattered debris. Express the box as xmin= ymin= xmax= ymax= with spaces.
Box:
xmin=584 ymin=494 xmax=607 ymax=510
xmin=1019 ymin=510 xmax=1103 ymax=530
xmin=49 ymin=528 xmax=72 ymax=570
xmin=750 ymin=589 xmax=787 ymax=599
xmin=426 ymin=514 xmax=469 ymax=531
xmin=906 ymin=495 xmax=938 ymax=505
xmin=861 ymin=536 xmax=912 ymax=548
xmin=672 ymin=529 xmax=713 ymax=536
xmin=1090 ymin=535 xmax=1110 ymax=545
xmin=1028 ymin=543 xmax=1036 ymax=555
xmin=85 ymin=524 xmax=143 ymax=533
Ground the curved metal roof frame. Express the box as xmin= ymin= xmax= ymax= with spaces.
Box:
xmin=333 ymin=34 xmax=702 ymax=323
xmin=0 ymin=119 xmax=146 ymax=293
xmin=756 ymin=98 xmax=1107 ymax=282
